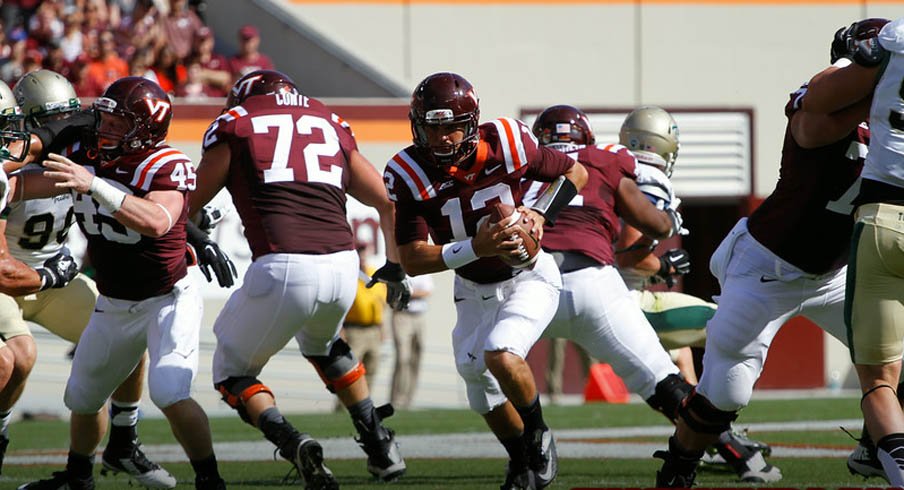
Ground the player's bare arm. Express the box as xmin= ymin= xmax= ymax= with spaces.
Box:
xmin=615 ymin=177 xmax=674 ymax=240
xmin=347 ymin=149 xmax=401 ymax=263
xmin=43 ymin=152 xmax=183 ymax=237
xmin=0 ymin=219 xmax=44 ymax=295
xmin=188 ymin=142 xmax=230 ymax=216
xmin=615 ymin=224 xmax=661 ymax=276
xmin=803 ymin=63 xmax=879 ymax=114
xmin=398 ymin=214 xmax=521 ymax=276
xmin=791 ymin=97 xmax=872 ymax=148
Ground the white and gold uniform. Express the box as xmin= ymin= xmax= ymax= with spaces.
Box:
xmin=0 ymin=165 xmax=97 ymax=345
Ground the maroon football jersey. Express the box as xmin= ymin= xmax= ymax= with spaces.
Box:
xmin=71 ymin=146 xmax=193 ymax=300
xmin=203 ymin=93 xmax=358 ymax=260
xmin=747 ymin=87 xmax=868 ymax=275
xmin=385 ymin=117 xmax=575 ymax=284
xmin=525 ymin=143 xmax=636 ymax=266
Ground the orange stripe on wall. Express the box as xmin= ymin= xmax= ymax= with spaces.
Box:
xmin=169 ymin=119 xmax=410 ymax=143
xmin=290 ymin=0 xmax=898 ymax=4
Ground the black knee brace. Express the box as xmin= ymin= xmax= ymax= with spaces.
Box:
xmin=214 ymin=376 xmax=273 ymax=426
xmin=305 ymin=338 xmax=365 ymax=393
xmin=646 ymin=373 xmax=694 ymax=422
xmin=677 ymin=389 xmax=738 ymax=435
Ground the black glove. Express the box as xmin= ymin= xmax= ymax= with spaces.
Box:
xmin=366 ymin=261 xmax=411 ymax=311
xmin=186 ymin=222 xmax=237 ymax=288
xmin=657 ymin=248 xmax=691 ymax=288
xmin=36 ymin=252 xmax=78 ymax=291
xmin=831 ymin=25 xmax=852 ymax=64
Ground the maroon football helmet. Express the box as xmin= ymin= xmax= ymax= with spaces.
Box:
xmin=93 ymin=77 xmax=172 ymax=161
xmin=532 ymin=105 xmax=595 ymax=150
xmin=409 ymin=72 xmax=480 ymax=168
xmin=227 ymin=69 xmax=298 ymax=108
xmin=834 ymin=18 xmax=891 ymax=65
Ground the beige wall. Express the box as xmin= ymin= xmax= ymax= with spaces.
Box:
xmin=282 ymin=2 xmax=901 ymax=195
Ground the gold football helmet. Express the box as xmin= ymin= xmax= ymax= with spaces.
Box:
xmin=618 ymin=105 xmax=679 ymax=177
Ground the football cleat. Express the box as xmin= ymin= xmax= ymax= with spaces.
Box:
xmin=848 ymin=439 xmax=888 ymax=481
xmin=355 ymin=404 xmax=406 ymax=481
xmin=17 ymin=470 xmax=95 ymax=490
xmin=500 ymin=461 xmax=537 ymax=490
xmin=712 ymin=430 xmax=782 ymax=483
xmin=654 ymin=449 xmax=698 ymax=488
xmin=525 ymin=428 xmax=557 ymax=488
xmin=0 ymin=434 xmax=8 ymax=475
xmin=279 ymin=433 xmax=339 ymax=490
xmin=194 ymin=475 xmax=227 ymax=490
xmin=101 ymin=443 xmax=176 ymax=488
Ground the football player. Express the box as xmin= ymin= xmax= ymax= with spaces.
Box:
xmin=654 ymin=26 xmax=875 ymax=487
xmin=803 ymin=16 xmax=904 ymax=485
xmin=14 ymin=77 xmax=225 ymax=490
xmin=0 ymin=81 xmax=81 ymax=464
xmin=615 ymin=105 xmax=777 ymax=479
xmin=189 ymin=70 xmax=410 ymax=487
xmin=0 ymin=70 xmax=175 ymax=488
xmin=529 ymin=105 xmax=777 ymax=483
xmin=384 ymin=73 xmax=588 ymax=490
xmin=615 ymin=106 xmax=710 ymax=381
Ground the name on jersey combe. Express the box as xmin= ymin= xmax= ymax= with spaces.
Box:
xmin=275 ymin=92 xmax=310 ymax=107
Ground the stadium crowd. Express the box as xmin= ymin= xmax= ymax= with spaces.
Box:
xmin=0 ymin=0 xmax=271 ymax=99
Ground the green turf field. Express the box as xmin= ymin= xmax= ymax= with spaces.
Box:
xmin=1 ymin=396 xmax=884 ymax=489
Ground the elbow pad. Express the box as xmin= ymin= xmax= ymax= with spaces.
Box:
xmin=530 ymin=176 xmax=578 ymax=225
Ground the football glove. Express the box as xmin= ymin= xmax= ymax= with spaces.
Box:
xmin=186 ymin=222 xmax=237 ymax=288
xmin=36 ymin=251 xmax=78 ymax=291
xmin=366 ymin=261 xmax=412 ymax=311
xmin=658 ymin=248 xmax=691 ymax=279
xmin=194 ymin=204 xmax=229 ymax=233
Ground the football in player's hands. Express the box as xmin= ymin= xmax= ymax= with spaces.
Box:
xmin=489 ymin=202 xmax=540 ymax=269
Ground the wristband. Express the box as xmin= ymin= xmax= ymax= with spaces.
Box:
xmin=442 ymin=239 xmax=479 ymax=270
xmin=88 ymin=177 xmax=126 ymax=213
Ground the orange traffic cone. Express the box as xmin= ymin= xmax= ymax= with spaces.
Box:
xmin=583 ymin=363 xmax=630 ymax=403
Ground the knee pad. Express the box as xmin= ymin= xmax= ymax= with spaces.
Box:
xmin=305 ymin=338 xmax=365 ymax=393
xmin=677 ymin=389 xmax=738 ymax=435
xmin=214 ymin=376 xmax=273 ymax=425
xmin=646 ymin=373 xmax=694 ymax=422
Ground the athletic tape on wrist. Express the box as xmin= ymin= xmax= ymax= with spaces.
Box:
xmin=88 ymin=177 xmax=126 ymax=213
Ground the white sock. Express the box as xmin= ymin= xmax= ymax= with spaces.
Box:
xmin=110 ymin=400 xmax=140 ymax=427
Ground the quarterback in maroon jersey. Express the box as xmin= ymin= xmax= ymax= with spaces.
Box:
xmin=655 ymin=56 xmax=872 ymax=486
xmin=190 ymin=70 xmax=408 ymax=487
xmin=14 ymin=77 xmax=225 ymax=490
xmin=385 ymin=72 xmax=588 ymax=490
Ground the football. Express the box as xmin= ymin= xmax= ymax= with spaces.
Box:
xmin=489 ymin=202 xmax=541 ymax=269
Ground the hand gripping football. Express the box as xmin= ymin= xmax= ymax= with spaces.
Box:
xmin=489 ymin=202 xmax=540 ymax=269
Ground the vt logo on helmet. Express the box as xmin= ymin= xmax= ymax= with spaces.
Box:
xmin=227 ymin=69 xmax=298 ymax=109
xmin=92 ymin=77 xmax=172 ymax=163
xmin=409 ymin=72 xmax=480 ymax=171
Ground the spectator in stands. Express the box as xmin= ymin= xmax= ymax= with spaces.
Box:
xmin=71 ymin=55 xmax=103 ymax=96
xmin=177 ymin=57 xmax=217 ymax=100
xmin=85 ymin=30 xmax=127 ymax=92
xmin=0 ymin=0 xmax=40 ymax=37
xmin=151 ymin=45 xmax=185 ymax=95
xmin=163 ymin=0 xmax=203 ymax=61
xmin=390 ymin=274 xmax=432 ymax=410
xmin=59 ymin=12 xmax=83 ymax=63
xmin=27 ymin=1 xmax=63 ymax=48
xmin=192 ymin=25 xmax=229 ymax=97
xmin=128 ymin=46 xmax=158 ymax=83
xmin=228 ymin=24 xmax=273 ymax=77
xmin=0 ymin=34 xmax=27 ymax=85
xmin=81 ymin=0 xmax=109 ymax=39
